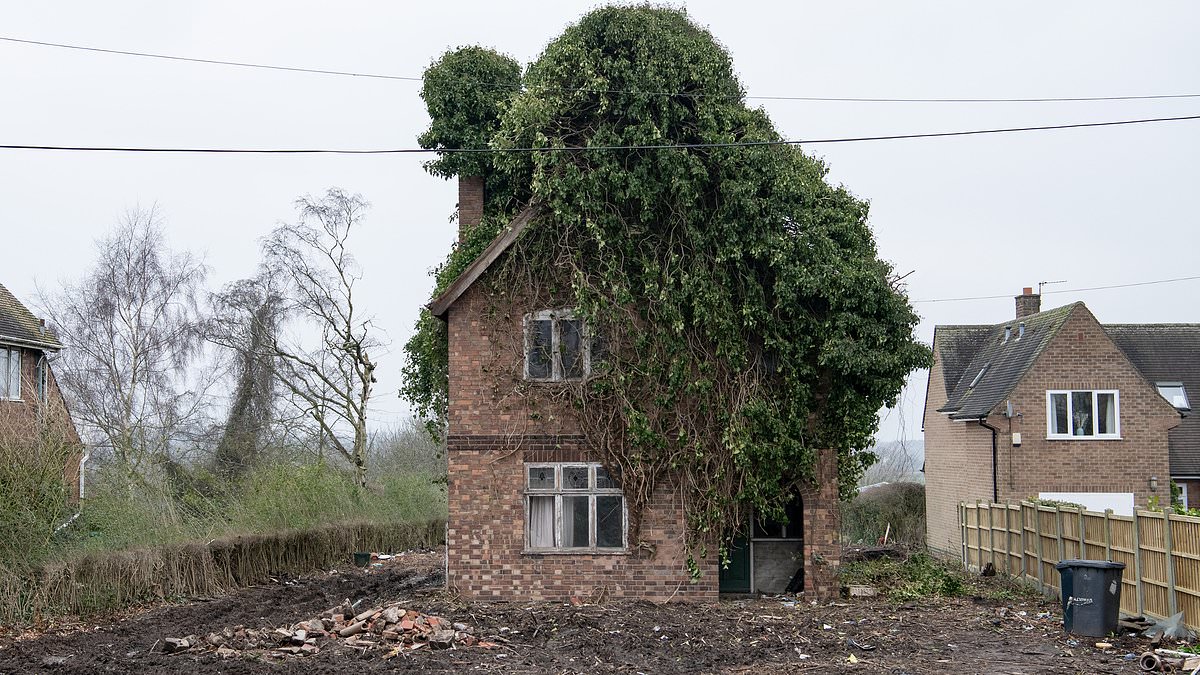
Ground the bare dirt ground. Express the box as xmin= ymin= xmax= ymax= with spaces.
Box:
xmin=0 ymin=548 xmax=1157 ymax=674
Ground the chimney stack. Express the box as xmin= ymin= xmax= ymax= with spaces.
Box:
xmin=457 ymin=176 xmax=484 ymax=243
xmin=1015 ymin=287 xmax=1041 ymax=319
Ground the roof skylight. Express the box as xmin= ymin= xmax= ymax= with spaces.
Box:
xmin=1156 ymin=382 xmax=1191 ymax=411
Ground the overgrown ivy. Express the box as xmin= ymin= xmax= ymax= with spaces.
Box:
xmin=402 ymin=6 xmax=932 ymax=562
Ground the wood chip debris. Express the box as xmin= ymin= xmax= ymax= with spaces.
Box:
xmin=157 ymin=600 xmax=498 ymax=659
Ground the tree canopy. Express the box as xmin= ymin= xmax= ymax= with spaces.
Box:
xmin=402 ymin=5 xmax=931 ymax=559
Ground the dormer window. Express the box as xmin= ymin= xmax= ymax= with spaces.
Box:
xmin=1156 ymin=382 xmax=1191 ymax=411
xmin=524 ymin=310 xmax=590 ymax=381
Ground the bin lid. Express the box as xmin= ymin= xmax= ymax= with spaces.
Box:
xmin=1054 ymin=559 xmax=1126 ymax=570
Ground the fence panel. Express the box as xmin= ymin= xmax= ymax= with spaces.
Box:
xmin=959 ymin=501 xmax=1200 ymax=634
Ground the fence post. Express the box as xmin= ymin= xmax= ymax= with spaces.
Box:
xmin=989 ymin=503 xmax=997 ymax=572
xmin=960 ymin=502 xmax=968 ymax=567
xmin=1103 ymin=509 xmax=1112 ymax=561
xmin=1035 ymin=503 xmax=1046 ymax=588
xmin=1056 ymin=506 xmax=1066 ymax=565
xmin=1077 ymin=508 xmax=1086 ymax=558
xmin=1004 ymin=504 xmax=1012 ymax=576
xmin=975 ymin=499 xmax=983 ymax=570
xmin=1019 ymin=503 xmax=1029 ymax=579
xmin=1165 ymin=512 xmax=1179 ymax=617
xmin=1132 ymin=509 xmax=1144 ymax=615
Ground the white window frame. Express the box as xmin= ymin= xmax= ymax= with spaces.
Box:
xmin=1156 ymin=382 xmax=1191 ymax=411
xmin=0 ymin=347 xmax=20 ymax=401
xmin=1046 ymin=389 xmax=1121 ymax=439
xmin=523 ymin=309 xmax=591 ymax=382
xmin=523 ymin=462 xmax=627 ymax=553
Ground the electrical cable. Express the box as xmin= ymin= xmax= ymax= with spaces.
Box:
xmin=912 ymin=275 xmax=1200 ymax=304
xmin=2 ymin=113 xmax=1198 ymax=154
xmin=4 ymin=35 xmax=1200 ymax=104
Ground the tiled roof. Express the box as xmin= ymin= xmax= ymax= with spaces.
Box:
xmin=936 ymin=303 xmax=1078 ymax=420
xmin=1106 ymin=324 xmax=1200 ymax=476
xmin=0 ymin=283 xmax=61 ymax=350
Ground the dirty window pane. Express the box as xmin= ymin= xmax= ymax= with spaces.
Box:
xmin=1051 ymin=393 xmax=1068 ymax=435
xmin=595 ymin=466 xmax=620 ymax=489
xmin=527 ymin=319 xmax=552 ymax=379
xmin=563 ymin=466 xmax=590 ymax=490
xmin=563 ymin=496 xmax=590 ymax=547
xmin=528 ymin=496 xmax=556 ymax=548
xmin=597 ymin=496 xmax=623 ymax=548
xmin=754 ymin=518 xmax=784 ymax=539
xmin=1097 ymin=393 xmax=1116 ymax=435
xmin=527 ymin=466 xmax=555 ymax=490
xmin=1071 ymin=391 xmax=1093 ymax=435
xmin=561 ymin=318 xmax=584 ymax=379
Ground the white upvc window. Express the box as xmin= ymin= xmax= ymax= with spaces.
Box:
xmin=0 ymin=347 xmax=20 ymax=400
xmin=524 ymin=310 xmax=592 ymax=382
xmin=524 ymin=462 xmax=626 ymax=552
xmin=1046 ymin=390 xmax=1120 ymax=439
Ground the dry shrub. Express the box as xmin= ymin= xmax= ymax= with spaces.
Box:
xmin=841 ymin=482 xmax=926 ymax=547
xmin=0 ymin=519 xmax=443 ymax=624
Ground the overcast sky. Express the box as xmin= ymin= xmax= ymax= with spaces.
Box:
xmin=2 ymin=1 xmax=1197 ymax=443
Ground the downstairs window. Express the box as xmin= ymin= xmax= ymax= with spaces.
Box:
xmin=525 ymin=462 xmax=626 ymax=552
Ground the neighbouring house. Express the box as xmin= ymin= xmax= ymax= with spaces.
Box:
xmin=0 ymin=282 xmax=84 ymax=502
xmin=429 ymin=177 xmax=842 ymax=601
xmin=923 ymin=287 xmax=1197 ymax=557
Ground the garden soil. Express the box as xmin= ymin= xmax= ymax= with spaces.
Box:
xmin=0 ymin=549 xmax=1158 ymax=673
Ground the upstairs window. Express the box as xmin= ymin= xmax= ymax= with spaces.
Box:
xmin=1047 ymin=390 xmax=1119 ymax=439
xmin=0 ymin=347 xmax=19 ymax=400
xmin=1156 ymin=382 xmax=1191 ymax=411
xmin=525 ymin=463 xmax=625 ymax=552
xmin=524 ymin=310 xmax=591 ymax=381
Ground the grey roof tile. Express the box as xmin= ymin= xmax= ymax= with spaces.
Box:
xmin=937 ymin=303 xmax=1078 ymax=420
xmin=0 ymin=283 xmax=61 ymax=350
xmin=1106 ymin=324 xmax=1200 ymax=476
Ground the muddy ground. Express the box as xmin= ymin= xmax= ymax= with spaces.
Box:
xmin=0 ymin=549 xmax=1161 ymax=674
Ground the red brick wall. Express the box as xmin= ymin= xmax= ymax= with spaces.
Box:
xmin=801 ymin=449 xmax=841 ymax=599
xmin=924 ymin=305 xmax=1181 ymax=558
xmin=457 ymin=176 xmax=484 ymax=243
xmin=0 ymin=345 xmax=83 ymax=501
xmin=993 ymin=306 xmax=1176 ymax=507
xmin=445 ymin=280 xmax=842 ymax=600
xmin=923 ymin=336 xmax=997 ymax=557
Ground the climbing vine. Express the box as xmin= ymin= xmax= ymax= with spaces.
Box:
xmin=402 ymin=6 xmax=932 ymax=561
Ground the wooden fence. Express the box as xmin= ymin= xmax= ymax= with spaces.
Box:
xmin=960 ymin=501 xmax=1200 ymax=631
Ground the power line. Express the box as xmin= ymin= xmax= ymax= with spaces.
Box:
xmin=4 ymin=35 xmax=1200 ymax=104
xmin=2 ymin=113 xmax=1198 ymax=155
xmin=912 ymin=275 xmax=1200 ymax=304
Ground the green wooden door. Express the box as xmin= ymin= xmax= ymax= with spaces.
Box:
xmin=719 ymin=534 xmax=751 ymax=593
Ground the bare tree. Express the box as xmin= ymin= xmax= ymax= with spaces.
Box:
xmin=40 ymin=208 xmax=209 ymax=482
xmin=246 ymin=189 xmax=380 ymax=487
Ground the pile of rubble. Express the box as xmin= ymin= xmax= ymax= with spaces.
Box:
xmin=158 ymin=600 xmax=497 ymax=660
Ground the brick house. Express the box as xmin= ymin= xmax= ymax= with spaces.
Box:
xmin=429 ymin=177 xmax=842 ymax=601
xmin=923 ymin=288 xmax=1196 ymax=557
xmin=0 ymin=283 xmax=84 ymax=502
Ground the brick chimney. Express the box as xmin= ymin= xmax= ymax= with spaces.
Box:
xmin=1015 ymin=287 xmax=1041 ymax=319
xmin=457 ymin=175 xmax=484 ymax=243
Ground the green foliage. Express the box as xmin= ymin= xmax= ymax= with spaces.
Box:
xmin=418 ymin=46 xmax=522 ymax=180
xmin=0 ymin=423 xmax=76 ymax=569
xmin=1026 ymin=497 xmax=1085 ymax=510
xmin=841 ymin=482 xmax=926 ymax=547
xmin=402 ymin=5 xmax=932 ymax=555
xmin=841 ymin=553 xmax=965 ymax=602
